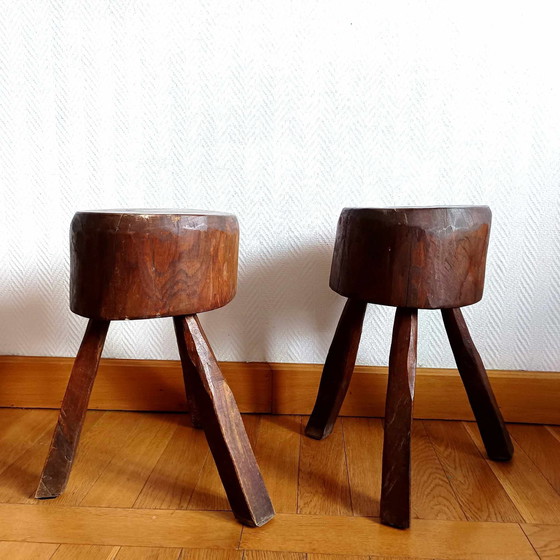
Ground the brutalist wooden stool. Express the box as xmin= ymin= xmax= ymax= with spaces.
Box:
xmin=36 ymin=210 xmax=274 ymax=527
xmin=305 ymin=206 xmax=513 ymax=529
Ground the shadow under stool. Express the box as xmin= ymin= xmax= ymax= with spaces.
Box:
xmin=305 ymin=206 xmax=513 ymax=529
xmin=35 ymin=209 xmax=274 ymax=528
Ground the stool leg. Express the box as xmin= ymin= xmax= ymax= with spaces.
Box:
xmin=441 ymin=307 xmax=513 ymax=461
xmin=305 ymin=298 xmax=367 ymax=440
xmin=380 ymin=307 xmax=418 ymax=529
xmin=173 ymin=317 xmax=203 ymax=429
xmin=175 ymin=314 xmax=274 ymax=527
xmin=35 ymin=319 xmax=110 ymax=499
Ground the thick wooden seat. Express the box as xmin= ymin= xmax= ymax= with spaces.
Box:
xmin=36 ymin=210 xmax=274 ymax=528
xmin=306 ymin=206 xmax=513 ymax=530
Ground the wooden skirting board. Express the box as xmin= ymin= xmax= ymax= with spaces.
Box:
xmin=0 ymin=355 xmax=558 ymax=424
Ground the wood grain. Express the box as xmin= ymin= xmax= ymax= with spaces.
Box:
xmin=253 ymin=415 xmax=301 ymax=514
xmin=70 ymin=211 xmax=239 ymax=320
xmin=0 ymin=541 xmax=60 ymax=559
xmin=244 ymin=552 xmax=305 ymax=560
xmin=423 ymin=421 xmax=522 ymax=523
xmin=464 ymin=422 xmax=560 ymax=524
xmin=298 ymin=417 xmax=352 ymax=516
xmin=0 ymin=503 xmax=241 ymax=549
xmin=182 ymin=550 xmax=242 ymax=560
xmin=329 ymin=206 xmax=491 ymax=309
xmin=521 ymin=524 xmax=560 ymax=559
xmin=178 ymin=315 xmax=274 ymax=527
xmin=380 ymin=307 xmax=418 ymax=529
xmin=50 ymin=544 xmax=119 ymax=560
xmin=1 ymin=356 xmax=557 ymax=424
xmin=0 ymin=413 xmax=103 ymax=504
xmin=442 ymin=307 xmax=513 ymax=461
xmin=36 ymin=319 xmax=110 ymax=499
xmin=79 ymin=413 xmax=177 ymax=508
xmin=305 ymin=298 xmax=367 ymax=439
xmin=134 ymin=416 xmax=208 ymax=510
xmin=188 ymin=415 xmax=260 ymax=512
xmin=509 ymin=424 xmax=560 ymax=494
xmin=240 ymin=513 xmax=538 ymax=559
xmin=114 ymin=547 xmax=181 ymax=560
xmin=342 ymin=417 xmax=384 ymax=517
xmin=411 ymin=421 xmax=466 ymax=521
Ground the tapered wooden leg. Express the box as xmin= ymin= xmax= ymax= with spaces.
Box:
xmin=35 ymin=319 xmax=110 ymax=499
xmin=175 ymin=315 xmax=274 ymax=527
xmin=380 ymin=307 xmax=418 ymax=529
xmin=305 ymin=298 xmax=367 ymax=440
xmin=173 ymin=317 xmax=203 ymax=429
xmin=442 ymin=307 xmax=513 ymax=461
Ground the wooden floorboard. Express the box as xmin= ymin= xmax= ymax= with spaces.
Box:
xmin=240 ymin=514 xmax=538 ymax=559
xmin=0 ymin=410 xmax=557 ymax=559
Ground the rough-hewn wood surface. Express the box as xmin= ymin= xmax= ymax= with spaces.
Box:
xmin=442 ymin=307 xmax=513 ymax=461
xmin=329 ymin=206 xmax=491 ymax=309
xmin=70 ymin=210 xmax=239 ymax=320
xmin=305 ymin=298 xmax=367 ymax=440
xmin=35 ymin=319 xmax=110 ymax=499
xmin=175 ymin=315 xmax=274 ymax=527
xmin=379 ymin=307 xmax=418 ymax=529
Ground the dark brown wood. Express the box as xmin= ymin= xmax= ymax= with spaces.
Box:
xmin=70 ymin=210 xmax=239 ymax=320
xmin=305 ymin=298 xmax=367 ymax=440
xmin=173 ymin=316 xmax=203 ymax=428
xmin=35 ymin=319 xmax=110 ymax=498
xmin=380 ymin=307 xmax=418 ymax=529
xmin=175 ymin=314 xmax=274 ymax=527
xmin=442 ymin=307 xmax=513 ymax=461
xmin=329 ymin=206 xmax=491 ymax=309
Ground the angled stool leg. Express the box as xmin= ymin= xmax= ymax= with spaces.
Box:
xmin=175 ymin=315 xmax=274 ymax=527
xmin=305 ymin=298 xmax=367 ymax=440
xmin=380 ymin=307 xmax=418 ymax=529
xmin=173 ymin=317 xmax=203 ymax=429
xmin=442 ymin=307 xmax=513 ymax=461
xmin=36 ymin=319 xmax=110 ymax=498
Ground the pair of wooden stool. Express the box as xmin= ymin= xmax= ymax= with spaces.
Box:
xmin=37 ymin=206 xmax=513 ymax=530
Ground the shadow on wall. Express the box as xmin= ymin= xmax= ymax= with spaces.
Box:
xmin=200 ymin=241 xmax=345 ymax=364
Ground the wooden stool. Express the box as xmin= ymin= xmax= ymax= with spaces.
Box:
xmin=36 ymin=210 xmax=275 ymax=527
xmin=305 ymin=206 xmax=513 ymax=529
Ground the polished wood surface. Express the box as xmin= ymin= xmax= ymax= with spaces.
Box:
xmin=1 ymin=355 xmax=558 ymax=424
xmin=70 ymin=210 xmax=239 ymax=320
xmin=380 ymin=307 xmax=418 ymax=529
xmin=0 ymin=410 xmax=558 ymax=559
xmin=329 ymin=206 xmax=491 ymax=309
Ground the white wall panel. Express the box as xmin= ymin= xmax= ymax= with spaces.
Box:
xmin=0 ymin=1 xmax=559 ymax=370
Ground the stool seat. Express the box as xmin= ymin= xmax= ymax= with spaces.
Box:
xmin=306 ymin=205 xmax=512 ymax=530
xmin=70 ymin=210 xmax=239 ymax=320
xmin=36 ymin=209 xmax=274 ymax=528
xmin=330 ymin=206 xmax=491 ymax=309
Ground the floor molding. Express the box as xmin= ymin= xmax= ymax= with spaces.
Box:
xmin=0 ymin=355 xmax=558 ymax=424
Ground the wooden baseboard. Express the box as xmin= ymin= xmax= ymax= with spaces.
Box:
xmin=0 ymin=356 xmax=558 ymax=424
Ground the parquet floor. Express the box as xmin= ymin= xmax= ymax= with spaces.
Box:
xmin=0 ymin=409 xmax=559 ymax=559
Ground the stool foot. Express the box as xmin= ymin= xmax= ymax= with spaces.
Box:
xmin=442 ymin=308 xmax=513 ymax=461
xmin=173 ymin=317 xmax=203 ymax=429
xmin=380 ymin=307 xmax=418 ymax=529
xmin=35 ymin=319 xmax=110 ymax=499
xmin=175 ymin=315 xmax=275 ymax=527
xmin=305 ymin=298 xmax=367 ymax=440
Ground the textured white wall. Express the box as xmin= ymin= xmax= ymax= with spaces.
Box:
xmin=1 ymin=1 xmax=559 ymax=371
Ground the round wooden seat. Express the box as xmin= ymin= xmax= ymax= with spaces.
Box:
xmin=36 ymin=209 xmax=274 ymax=528
xmin=329 ymin=206 xmax=491 ymax=309
xmin=70 ymin=210 xmax=239 ymax=320
xmin=306 ymin=204 xmax=512 ymax=530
